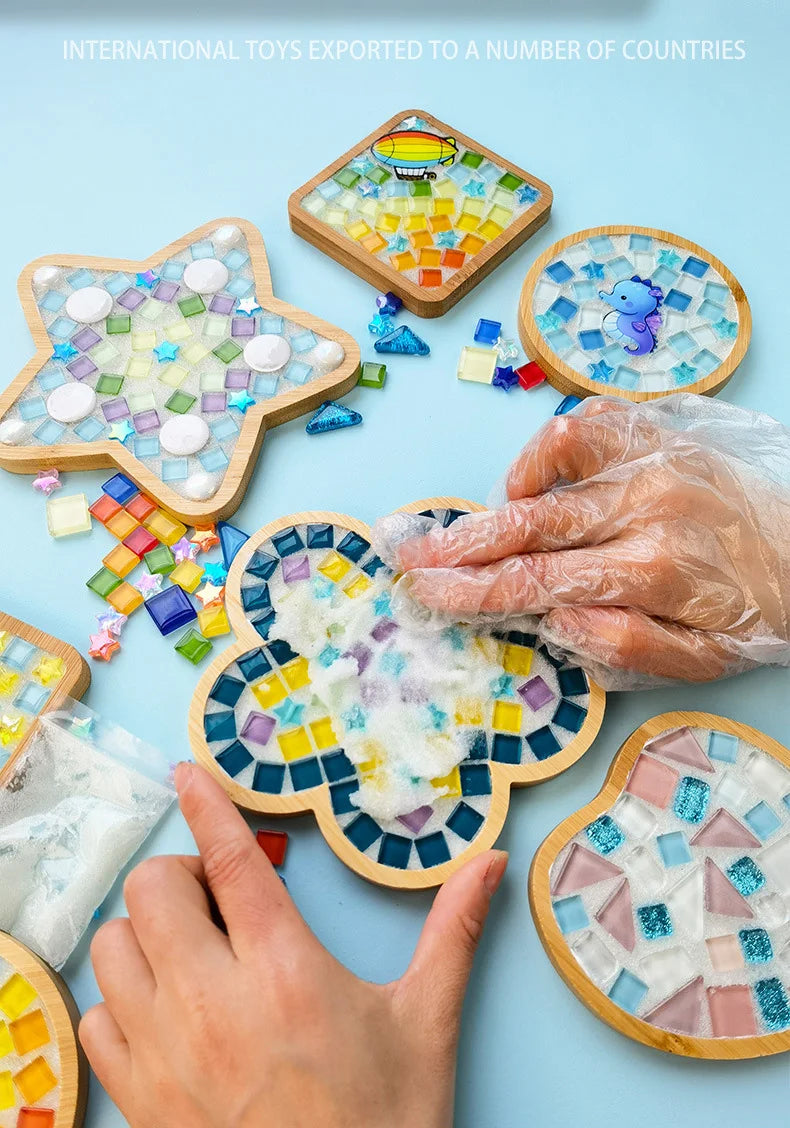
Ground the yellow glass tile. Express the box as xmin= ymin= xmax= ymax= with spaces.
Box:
xmin=358 ymin=741 xmax=384 ymax=776
xmin=202 ymin=316 xmax=227 ymax=340
xmin=106 ymin=583 xmax=144 ymax=615
xmin=487 ymin=204 xmax=514 ymax=227
xmin=103 ymin=544 xmax=138 ymax=579
xmin=360 ymin=232 xmax=387 ymax=254
xmin=388 ymin=197 xmax=409 ymax=216
xmin=318 ymin=551 xmax=352 ymax=582
xmin=137 ymin=299 xmax=161 ymax=322
xmin=30 ymin=655 xmax=64 ymax=686
xmin=459 ymin=234 xmax=485 ymax=256
xmin=375 ymin=212 xmax=401 ymax=233
xmin=431 ymin=765 xmax=462 ymax=797
xmin=277 ymin=727 xmax=312 ymax=762
xmin=0 ymin=1071 xmax=13 ymax=1111
xmin=433 ymin=178 xmax=457 ymax=198
xmin=159 ymin=363 xmax=189 ymax=388
xmin=358 ymin=198 xmax=379 ymax=220
xmin=407 ymin=197 xmax=432 ymax=215
xmin=0 ymin=974 xmax=36 ymax=1021
xmin=0 ymin=714 xmax=25 ymax=748
xmin=503 ymin=644 xmax=534 ymax=676
xmin=491 ymin=187 xmax=515 ymax=207
xmin=390 ymin=251 xmax=417 ymax=272
xmin=432 ymin=198 xmax=455 ymax=216
xmin=310 ymin=717 xmax=338 ymax=750
xmin=105 ymin=510 xmax=139 ymax=541
xmin=404 ymin=214 xmax=427 ymax=232
xmin=0 ymin=1021 xmax=12 ymax=1058
xmin=478 ymin=220 xmax=504 ymax=243
xmin=408 ymin=230 xmax=432 ymax=250
xmin=131 ymin=330 xmax=156 ymax=351
xmin=180 ymin=341 xmax=210 ymax=365
xmin=163 ymin=319 xmax=193 ymax=342
xmin=125 ymin=356 xmax=152 ymax=380
xmin=251 ymin=674 xmax=287 ymax=709
xmin=337 ymin=190 xmax=358 ymax=210
xmin=455 ymin=698 xmax=484 ymax=725
xmin=143 ymin=511 xmax=188 ymax=546
xmin=343 ymin=574 xmax=372 ymax=599
xmin=345 ymin=220 xmax=372 ymax=241
xmin=281 ymin=656 xmax=310 ymax=692
xmin=456 ymin=212 xmax=480 ymax=233
xmin=419 ymin=248 xmax=441 ymax=267
xmin=0 ymin=666 xmax=20 ymax=697
xmin=461 ymin=198 xmax=485 ymax=218
xmin=323 ymin=206 xmax=347 ymax=226
xmin=14 ymin=1056 xmax=57 ymax=1104
xmin=9 ymin=1010 xmax=49 ymax=1056
xmin=427 ymin=214 xmax=452 ymax=233
xmin=0 ymin=632 xmax=7 ymax=654
xmin=197 ymin=605 xmax=230 ymax=638
xmin=170 ymin=560 xmax=204 ymax=593
xmin=493 ymin=700 xmax=523 ymax=733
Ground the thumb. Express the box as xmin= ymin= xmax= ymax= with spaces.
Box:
xmin=398 ymin=850 xmax=508 ymax=1032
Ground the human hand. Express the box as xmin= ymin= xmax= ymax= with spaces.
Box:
xmin=79 ymin=763 xmax=507 ymax=1128
xmin=390 ymin=394 xmax=790 ymax=687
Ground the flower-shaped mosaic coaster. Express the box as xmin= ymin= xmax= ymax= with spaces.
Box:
xmin=0 ymin=219 xmax=360 ymax=524
xmin=0 ymin=931 xmax=86 ymax=1128
xmin=519 ymin=226 xmax=751 ymax=401
xmin=189 ymin=499 xmax=605 ymax=888
xmin=530 ymin=712 xmax=790 ymax=1059
xmin=289 ymin=110 xmax=552 ymax=318
xmin=0 ymin=613 xmax=89 ymax=779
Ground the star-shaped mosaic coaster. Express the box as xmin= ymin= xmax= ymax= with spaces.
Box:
xmin=0 ymin=219 xmax=360 ymax=524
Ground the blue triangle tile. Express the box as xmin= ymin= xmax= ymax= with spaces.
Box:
xmin=374 ymin=325 xmax=430 ymax=357
xmin=217 ymin=521 xmax=250 ymax=570
xmin=306 ymin=401 xmax=363 ymax=435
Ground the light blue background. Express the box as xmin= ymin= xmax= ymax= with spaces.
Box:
xmin=1 ymin=1 xmax=788 ymax=1124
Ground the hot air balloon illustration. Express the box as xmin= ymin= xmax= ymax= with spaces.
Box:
xmin=371 ymin=129 xmax=458 ymax=180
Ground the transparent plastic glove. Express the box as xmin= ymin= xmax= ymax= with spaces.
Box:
xmin=383 ymin=394 xmax=790 ymax=689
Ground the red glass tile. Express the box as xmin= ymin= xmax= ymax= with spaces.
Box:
xmin=123 ymin=526 xmax=160 ymax=558
xmin=256 ymin=829 xmax=288 ymax=867
xmin=125 ymin=493 xmax=158 ymax=522
xmin=515 ymin=361 xmax=547 ymax=391
xmin=440 ymin=249 xmax=466 ymax=269
xmin=418 ymin=268 xmax=443 ymax=288
xmin=88 ymin=494 xmax=122 ymax=524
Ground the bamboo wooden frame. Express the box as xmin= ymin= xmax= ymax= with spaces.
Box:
xmin=288 ymin=109 xmax=553 ymax=318
xmin=529 ymin=711 xmax=790 ymax=1060
xmin=0 ymin=218 xmax=361 ymax=524
xmin=0 ymin=931 xmax=87 ymax=1128
xmin=189 ymin=497 xmax=605 ymax=889
xmin=518 ymin=226 xmax=751 ymax=402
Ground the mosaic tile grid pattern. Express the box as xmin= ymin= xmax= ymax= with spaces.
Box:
xmin=299 ymin=114 xmax=543 ymax=292
xmin=531 ymin=233 xmax=741 ymax=394
xmin=0 ymin=223 xmax=346 ymax=503
xmin=0 ymin=955 xmax=61 ymax=1124
xmin=0 ymin=633 xmax=66 ymax=770
xmin=203 ymin=509 xmax=592 ymax=873
xmin=548 ymin=725 xmax=790 ymax=1038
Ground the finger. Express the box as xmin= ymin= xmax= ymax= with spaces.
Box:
xmin=79 ymin=1003 xmax=133 ymax=1111
xmin=90 ymin=917 xmax=156 ymax=1037
xmin=398 ymin=850 xmax=507 ymax=1035
xmin=543 ymin=606 xmax=734 ymax=683
xmin=175 ymin=762 xmax=307 ymax=956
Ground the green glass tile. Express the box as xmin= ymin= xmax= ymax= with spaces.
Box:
xmin=95 ymin=373 xmax=125 ymax=395
xmin=106 ymin=314 xmax=131 ymax=334
xmin=178 ymin=294 xmax=206 ymax=318
xmin=86 ymin=567 xmax=122 ymax=598
xmin=165 ymin=390 xmax=197 ymax=414
xmin=144 ymin=544 xmax=176 ymax=575
xmin=213 ymin=340 xmax=243 ymax=364
xmin=358 ymin=361 xmax=387 ymax=389
xmin=175 ymin=628 xmax=213 ymax=664
xmin=461 ymin=151 xmax=483 ymax=168
xmin=333 ymin=167 xmax=360 ymax=189
xmin=409 ymin=181 xmax=432 ymax=197
xmin=497 ymin=171 xmax=524 ymax=191
xmin=366 ymin=167 xmax=391 ymax=186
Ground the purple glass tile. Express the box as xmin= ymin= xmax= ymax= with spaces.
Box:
xmin=209 ymin=294 xmax=235 ymax=315
xmin=240 ymin=711 xmax=276 ymax=746
xmin=202 ymin=392 xmax=227 ymax=412
xmin=133 ymin=409 xmax=160 ymax=433
xmin=400 ymin=677 xmax=429 ymax=704
xmin=344 ymin=642 xmax=372 ymax=674
xmin=371 ymin=618 xmax=398 ymax=643
xmin=66 ymin=355 xmax=98 ymax=380
xmin=117 ymin=288 xmax=146 ymax=311
xmin=231 ymin=317 xmax=256 ymax=338
xmin=518 ymin=675 xmax=556 ymax=711
xmin=102 ymin=397 xmax=130 ymax=422
xmin=224 ymin=368 xmax=250 ymax=390
xmin=361 ymin=679 xmax=391 ymax=707
xmin=398 ymin=806 xmax=433 ymax=835
xmin=72 ymin=327 xmax=101 ymax=351
xmin=282 ymin=554 xmax=311 ymax=583
xmin=153 ymin=281 xmax=179 ymax=302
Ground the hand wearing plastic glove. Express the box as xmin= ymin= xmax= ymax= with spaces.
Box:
xmin=389 ymin=394 xmax=790 ymax=688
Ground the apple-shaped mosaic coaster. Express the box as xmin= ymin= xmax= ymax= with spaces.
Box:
xmin=189 ymin=498 xmax=605 ymax=889
xmin=289 ymin=110 xmax=552 ymax=318
xmin=529 ymin=712 xmax=790 ymax=1059
xmin=0 ymin=931 xmax=86 ymax=1128
xmin=0 ymin=219 xmax=360 ymax=524
xmin=518 ymin=226 xmax=751 ymax=402
xmin=0 ymin=613 xmax=89 ymax=779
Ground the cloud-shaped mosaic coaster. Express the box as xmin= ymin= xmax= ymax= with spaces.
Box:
xmin=0 ymin=930 xmax=86 ymax=1128
xmin=189 ymin=500 xmax=605 ymax=888
xmin=529 ymin=712 xmax=790 ymax=1059
xmin=0 ymin=219 xmax=360 ymax=524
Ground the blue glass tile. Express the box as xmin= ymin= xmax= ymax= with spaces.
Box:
xmin=321 ymin=749 xmax=355 ymax=782
xmin=693 ymin=349 xmax=721 ymax=375
xmin=345 ymin=813 xmax=382 ymax=852
xmin=204 ymin=710 xmax=236 ymax=742
xmin=555 ymin=395 xmax=583 ymax=415
xmin=66 ymin=268 xmax=95 ymax=288
xmin=33 ymin=419 xmax=66 ymax=444
xmin=306 ymin=523 xmax=334 ymax=549
xmin=588 ymin=235 xmax=614 ymax=255
xmin=337 ymin=531 xmax=370 ymax=562
xmin=558 ymin=668 xmax=588 ymax=697
xmin=160 ymin=260 xmax=184 ymax=281
xmin=727 ymin=856 xmax=765 ymax=896
xmin=465 ymin=731 xmax=488 ymax=760
xmin=651 ymin=265 xmax=679 ymax=289
xmin=697 ymin=300 xmax=725 ymax=322
xmin=552 ymin=700 xmax=586 ymax=733
xmin=612 ymin=366 xmax=640 ymax=391
xmin=37 ymin=368 xmax=66 ymax=392
xmin=290 ymin=757 xmax=322 ymax=791
xmin=74 ymin=418 xmax=104 ymax=442
xmin=49 ymin=317 xmax=78 ymax=339
xmin=664 ymin=288 xmax=692 ymax=312
xmin=2 ymin=639 xmax=36 ymax=671
xmin=744 ymin=801 xmax=782 ymax=840
xmin=284 ymin=361 xmax=313 ymax=385
xmin=317 ymin=179 xmax=342 ymax=200
xmin=378 ymin=834 xmax=412 ymax=869
xmin=460 ymin=763 xmax=492 ymax=796
xmin=210 ymin=674 xmax=245 ymax=707
xmin=545 ymin=260 xmax=574 ymax=284
xmin=268 ymin=640 xmax=298 ymax=665
xmin=586 ymin=815 xmax=624 ymax=855
xmin=708 ymin=730 xmax=739 ymax=763
xmin=546 ymin=329 xmax=574 ymax=355
xmin=739 ymin=928 xmax=773 ymax=964
xmin=134 ymin=437 xmax=160 ymax=458
xmin=668 ymin=332 xmax=696 ymax=355
xmin=272 ymin=527 xmax=305 ymax=557
xmin=637 ymin=903 xmax=673 ymax=940
xmin=14 ymin=683 xmax=50 ymax=713
xmin=601 ymin=344 xmax=626 ymax=367
xmin=215 ymin=740 xmax=252 ymax=778
xmin=223 ymin=249 xmax=249 ymax=270
xmin=608 ymin=969 xmax=648 ymax=1014
xmin=447 ymin=801 xmax=485 ymax=841
xmin=227 ymin=276 xmax=253 ymax=298
xmin=39 ymin=291 xmax=66 ymax=312
xmin=754 ymin=979 xmax=790 ymax=1031
xmin=415 ymin=832 xmax=451 ymax=868
xmin=252 ymin=611 xmax=276 ymax=639
xmin=210 ymin=416 xmax=240 ymax=442
xmin=607 ymin=256 xmax=634 ymax=278
xmin=190 ymin=239 xmax=215 ymax=259
xmin=252 ymin=762 xmax=285 ymax=793
xmin=682 ymin=256 xmax=709 ymax=278
xmin=492 ymin=733 xmax=521 ymax=764
xmin=553 ymin=895 xmax=589 ymax=935
xmin=254 ymin=374 xmax=280 ymax=398
xmin=656 ymin=831 xmax=692 ymax=867
xmin=19 ymin=398 xmax=47 ymax=421
xmin=217 ymin=522 xmax=250 ymax=570
xmin=331 ymin=779 xmax=360 ymax=815
xmin=527 ymin=727 xmax=562 ymax=760
xmin=102 ymin=472 xmax=138 ymax=503
xmin=259 ymin=314 xmax=284 ymax=333
xmin=144 ymin=585 xmax=196 ymax=635
xmin=629 ymin=234 xmax=653 ymax=251
xmin=549 ymin=296 xmax=578 ymax=323
xmin=290 ymin=330 xmax=318 ymax=353
xmin=578 ymin=329 xmax=606 ymax=351
xmin=572 ymin=281 xmax=598 ymax=302
xmin=673 ymin=777 xmax=710 ymax=823
xmin=236 ymin=648 xmax=271 ymax=681
xmin=161 ymin=459 xmax=188 ymax=482
xmin=199 ymin=448 xmax=230 ymax=473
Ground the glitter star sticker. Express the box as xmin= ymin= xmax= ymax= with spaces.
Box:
xmin=235 ymin=295 xmax=262 ymax=317
xmin=154 ymin=341 xmax=179 ymax=362
xmin=88 ymin=630 xmax=120 ymax=661
xmin=32 ymin=468 xmax=61 ymax=496
xmin=228 ymin=391 xmax=256 ymax=414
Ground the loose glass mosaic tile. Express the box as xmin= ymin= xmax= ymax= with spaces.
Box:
xmin=192 ymin=504 xmax=604 ymax=887
xmin=536 ymin=719 xmax=790 ymax=1054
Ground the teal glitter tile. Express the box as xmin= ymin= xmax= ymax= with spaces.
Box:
xmin=727 ymin=856 xmax=765 ymax=896
xmin=554 ymin=895 xmax=588 ymax=934
xmin=586 ymin=814 xmax=624 ymax=855
xmin=739 ymin=928 xmax=773 ymax=964
xmin=754 ymin=979 xmax=790 ymax=1031
xmin=673 ymin=776 xmax=710 ymax=823
xmin=637 ymin=903 xmax=673 ymax=940
xmin=608 ymin=970 xmax=648 ymax=1015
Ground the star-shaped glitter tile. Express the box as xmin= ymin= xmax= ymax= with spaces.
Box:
xmin=30 ymin=654 xmax=65 ymax=685
xmin=88 ymin=630 xmax=120 ymax=661
xmin=195 ymin=582 xmax=225 ymax=608
xmin=581 ymin=261 xmax=606 ymax=280
xmin=203 ymin=561 xmax=228 ymax=584
xmin=463 ymin=179 xmax=486 ymax=198
xmin=32 ymin=468 xmax=61 ymax=496
xmin=435 ymin=231 xmax=459 ymax=249
xmin=0 ymin=219 xmax=360 ymax=527
xmin=0 ymin=714 xmax=25 ymax=746
xmin=96 ymin=611 xmax=128 ymax=636
xmin=135 ymin=573 xmax=163 ymax=596
xmin=274 ymin=698 xmax=306 ymax=726
xmin=515 ymin=184 xmax=540 ymax=205
xmin=70 ymin=714 xmax=95 ymax=738
xmin=173 ymin=536 xmax=199 ymax=563
xmin=589 ymin=359 xmax=614 ymax=383
xmin=190 ymin=527 xmax=220 ymax=553
xmin=495 ymin=337 xmax=519 ymax=363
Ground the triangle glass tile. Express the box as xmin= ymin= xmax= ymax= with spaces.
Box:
xmin=217 ymin=521 xmax=250 ymax=570
xmin=305 ymin=401 xmax=362 ymax=434
xmin=373 ymin=325 xmax=430 ymax=357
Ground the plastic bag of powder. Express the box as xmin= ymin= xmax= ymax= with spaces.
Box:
xmin=0 ymin=698 xmax=175 ymax=969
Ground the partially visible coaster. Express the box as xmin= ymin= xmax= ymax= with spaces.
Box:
xmin=519 ymin=226 xmax=751 ymax=401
